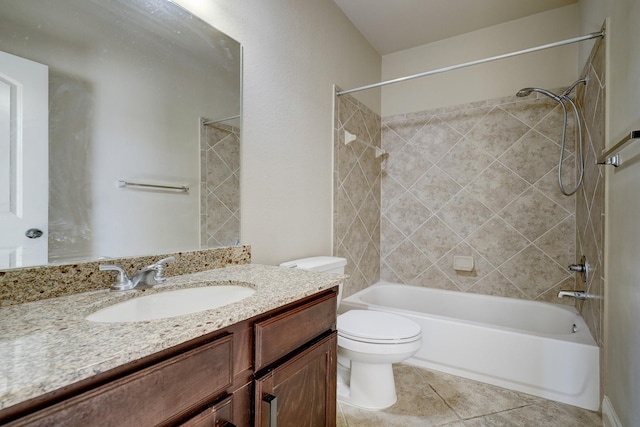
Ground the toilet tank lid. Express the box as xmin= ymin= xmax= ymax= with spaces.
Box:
xmin=279 ymin=256 xmax=346 ymax=272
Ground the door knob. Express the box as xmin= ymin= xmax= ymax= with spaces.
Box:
xmin=25 ymin=228 xmax=43 ymax=239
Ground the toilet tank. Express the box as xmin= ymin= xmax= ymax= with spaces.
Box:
xmin=279 ymin=256 xmax=346 ymax=274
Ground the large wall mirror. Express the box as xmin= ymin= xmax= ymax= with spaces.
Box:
xmin=0 ymin=0 xmax=242 ymax=269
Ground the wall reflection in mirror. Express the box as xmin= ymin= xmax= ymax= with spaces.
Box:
xmin=0 ymin=0 xmax=242 ymax=269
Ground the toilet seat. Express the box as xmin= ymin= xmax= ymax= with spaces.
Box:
xmin=337 ymin=310 xmax=421 ymax=344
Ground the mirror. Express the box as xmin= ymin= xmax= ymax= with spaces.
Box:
xmin=0 ymin=0 xmax=241 ymax=269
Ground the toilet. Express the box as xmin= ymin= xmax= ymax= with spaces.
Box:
xmin=280 ymin=256 xmax=422 ymax=410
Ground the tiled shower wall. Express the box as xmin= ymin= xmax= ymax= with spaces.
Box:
xmin=575 ymin=33 xmax=605 ymax=351
xmin=200 ymin=123 xmax=240 ymax=248
xmin=380 ymin=95 xmax=578 ymax=303
xmin=334 ymin=93 xmax=381 ymax=298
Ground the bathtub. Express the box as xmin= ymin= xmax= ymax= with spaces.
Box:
xmin=340 ymin=282 xmax=600 ymax=411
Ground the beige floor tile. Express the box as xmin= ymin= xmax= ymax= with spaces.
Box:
xmin=420 ymin=368 xmax=537 ymax=419
xmin=340 ymin=365 xmax=460 ymax=426
xmin=339 ymin=364 xmax=602 ymax=427
xmin=461 ymin=403 xmax=601 ymax=427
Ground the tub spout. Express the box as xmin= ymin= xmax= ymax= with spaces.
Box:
xmin=558 ymin=290 xmax=588 ymax=300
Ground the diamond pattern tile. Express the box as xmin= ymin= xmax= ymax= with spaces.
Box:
xmin=437 ymin=191 xmax=493 ymax=238
xmin=467 ymin=161 xmax=529 ymax=213
xmin=438 ymin=137 xmax=495 ymax=186
xmin=334 ymin=93 xmax=382 ymax=297
xmin=201 ymin=124 xmax=240 ymax=247
xmin=384 ymin=240 xmax=432 ymax=283
xmin=409 ymin=166 xmax=462 ymax=212
xmin=466 ymin=106 xmax=529 ymax=157
xmin=409 ymin=216 xmax=462 ymax=263
xmin=466 ymin=216 xmax=529 ymax=267
xmin=498 ymin=245 xmax=570 ymax=299
xmin=379 ymin=94 xmax=580 ymax=304
xmin=409 ymin=116 xmax=463 ymax=162
xmin=385 ymin=191 xmax=432 ymax=236
xmin=500 ymin=188 xmax=570 ymax=241
xmin=499 ymin=130 xmax=559 ymax=184
xmin=384 ymin=143 xmax=434 ymax=189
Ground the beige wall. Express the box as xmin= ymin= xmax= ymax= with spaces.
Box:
xmin=380 ymin=95 xmax=577 ymax=302
xmin=174 ymin=0 xmax=382 ymax=265
xmin=333 ymin=93 xmax=381 ymax=298
xmin=381 ymin=5 xmax=580 ymax=117
xmin=574 ymin=34 xmax=606 ymax=402
xmin=580 ymin=0 xmax=640 ymax=425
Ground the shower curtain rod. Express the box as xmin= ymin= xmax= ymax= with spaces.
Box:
xmin=336 ymin=30 xmax=605 ymax=96
xmin=202 ymin=115 xmax=241 ymax=126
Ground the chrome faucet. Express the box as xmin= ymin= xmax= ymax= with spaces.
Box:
xmin=100 ymin=256 xmax=175 ymax=291
xmin=557 ymin=290 xmax=588 ymax=300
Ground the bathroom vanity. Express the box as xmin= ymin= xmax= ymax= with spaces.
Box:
xmin=0 ymin=265 xmax=340 ymax=426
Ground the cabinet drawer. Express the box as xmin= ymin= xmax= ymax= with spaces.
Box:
xmin=11 ymin=334 xmax=234 ymax=427
xmin=255 ymin=291 xmax=336 ymax=371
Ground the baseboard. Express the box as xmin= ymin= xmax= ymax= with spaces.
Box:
xmin=602 ymin=396 xmax=623 ymax=427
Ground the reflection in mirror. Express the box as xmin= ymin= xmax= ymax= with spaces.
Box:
xmin=0 ymin=0 xmax=241 ymax=269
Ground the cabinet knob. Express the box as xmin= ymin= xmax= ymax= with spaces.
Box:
xmin=263 ymin=394 xmax=278 ymax=427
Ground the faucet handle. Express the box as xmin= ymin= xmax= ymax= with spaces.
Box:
xmin=151 ymin=256 xmax=175 ymax=283
xmin=99 ymin=264 xmax=133 ymax=291
xmin=155 ymin=256 xmax=175 ymax=266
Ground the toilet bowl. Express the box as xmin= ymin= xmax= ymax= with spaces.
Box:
xmin=280 ymin=256 xmax=422 ymax=410
xmin=337 ymin=309 xmax=422 ymax=409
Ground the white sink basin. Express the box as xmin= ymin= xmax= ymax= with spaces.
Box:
xmin=86 ymin=285 xmax=255 ymax=323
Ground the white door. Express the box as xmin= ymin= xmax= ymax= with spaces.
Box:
xmin=0 ymin=51 xmax=48 ymax=268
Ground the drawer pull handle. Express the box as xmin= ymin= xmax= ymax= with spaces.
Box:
xmin=263 ymin=393 xmax=278 ymax=427
xmin=221 ymin=423 xmax=236 ymax=427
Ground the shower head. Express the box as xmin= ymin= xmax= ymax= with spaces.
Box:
xmin=515 ymin=87 xmax=562 ymax=102
xmin=516 ymin=88 xmax=535 ymax=97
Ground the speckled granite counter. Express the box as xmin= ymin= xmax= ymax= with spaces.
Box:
xmin=0 ymin=264 xmax=343 ymax=411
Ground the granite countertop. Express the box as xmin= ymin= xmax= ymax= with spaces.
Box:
xmin=0 ymin=264 xmax=343 ymax=411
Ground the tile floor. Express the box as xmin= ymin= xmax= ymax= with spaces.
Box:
xmin=337 ymin=364 xmax=602 ymax=427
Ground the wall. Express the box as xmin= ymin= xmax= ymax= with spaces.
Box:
xmin=574 ymin=34 xmax=606 ymax=399
xmin=381 ymin=4 xmax=579 ymax=117
xmin=200 ymin=123 xmax=241 ymax=248
xmin=380 ymin=94 xmax=576 ymax=302
xmin=580 ymin=1 xmax=640 ymax=425
xmin=174 ymin=0 xmax=382 ymax=265
xmin=333 ymin=93 xmax=381 ymax=297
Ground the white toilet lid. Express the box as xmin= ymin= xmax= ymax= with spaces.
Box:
xmin=337 ymin=310 xmax=421 ymax=344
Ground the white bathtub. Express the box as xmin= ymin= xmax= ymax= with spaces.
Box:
xmin=340 ymin=282 xmax=600 ymax=411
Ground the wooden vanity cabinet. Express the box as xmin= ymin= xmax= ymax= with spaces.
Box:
xmin=3 ymin=324 xmax=251 ymax=427
xmin=254 ymin=290 xmax=338 ymax=427
xmin=0 ymin=289 xmax=337 ymax=427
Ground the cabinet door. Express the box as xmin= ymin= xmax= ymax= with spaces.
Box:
xmin=254 ymin=332 xmax=337 ymax=427
xmin=180 ymin=395 xmax=234 ymax=427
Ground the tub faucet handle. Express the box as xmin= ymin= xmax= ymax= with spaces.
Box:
xmin=568 ymin=264 xmax=585 ymax=273
xmin=568 ymin=256 xmax=589 ymax=283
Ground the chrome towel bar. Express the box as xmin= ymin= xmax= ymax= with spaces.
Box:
xmin=597 ymin=130 xmax=640 ymax=167
xmin=117 ymin=180 xmax=189 ymax=193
